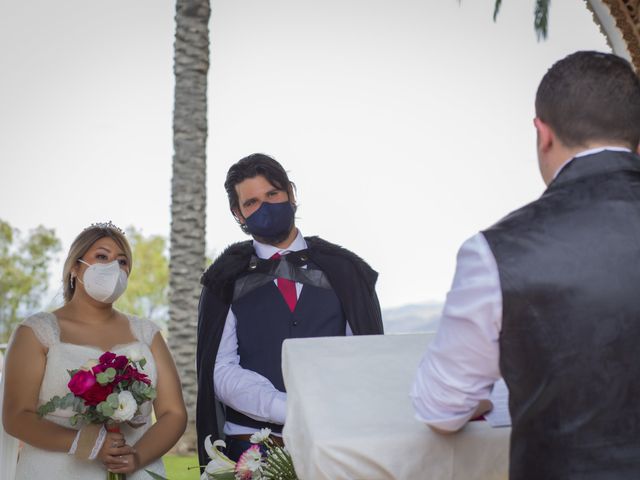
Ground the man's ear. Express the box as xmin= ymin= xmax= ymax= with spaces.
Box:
xmin=533 ymin=117 xmax=554 ymax=154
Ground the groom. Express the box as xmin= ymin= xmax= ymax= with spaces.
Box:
xmin=411 ymin=51 xmax=640 ymax=479
xmin=196 ymin=153 xmax=384 ymax=466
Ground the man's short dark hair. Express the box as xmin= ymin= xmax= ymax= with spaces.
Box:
xmin=536 ymin=51 xmax=640 ymax=149
xmin=224 ymin=153 xmax=296 ymax=232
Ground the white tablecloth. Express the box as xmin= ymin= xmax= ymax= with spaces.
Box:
xmin=282 ymin=333 xmax=510 ymax=480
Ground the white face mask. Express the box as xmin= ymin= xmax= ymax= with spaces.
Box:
xmin=77 ymin=259 xmax=128 ymax=303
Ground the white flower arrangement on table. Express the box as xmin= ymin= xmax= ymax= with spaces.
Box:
xmin=146 ymin=428 xmax=298 ymax=480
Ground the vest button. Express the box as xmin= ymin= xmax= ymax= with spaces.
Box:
xmin=293 ymin=321 xmax=298 ymax=326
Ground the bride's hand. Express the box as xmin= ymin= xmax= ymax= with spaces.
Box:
xmin=106 ymin=452 xmax=140 ymax=474
xmin=98 ymin=431 xmax=136 ymax=471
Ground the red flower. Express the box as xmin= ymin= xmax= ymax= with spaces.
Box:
xmin=131 ymin=369 xmax=151 ymax=385
xmin=112 ymin=355 xmax=128 ymax=369
xmin=68 ymin=370 xmax=96 ymax=396
xmin=82 ymin=382 xmax=114 ymax=406
xmin=116 ymin=365 xmax=151 ymax=385
xmin=94 ymin=351 xmax=129 ymax=373
xmin=99 ymin=352 xmax=116 ymax=364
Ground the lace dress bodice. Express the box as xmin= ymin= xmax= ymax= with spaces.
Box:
xmin=13 ymin=312 xmax=166 ymax=479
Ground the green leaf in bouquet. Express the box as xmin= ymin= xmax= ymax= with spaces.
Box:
xmin=139 ymin=358 xmax=147 ymax=369
xmin=98 ymin=368 xmax=117 ymax=385
xmin=72 ymin=396 xmax=85 ymax=411
xmin=148 ymin=387 xmax=157 ymax=400
xmin=37 ymin=395 xmax=60 ymax=416
xmin=97 ymin=401 xmax=115 ymax=417
xmin=107 ymin=393 xmax=120 ymax=408
xmin=59 ymin=392 xmax=77 ymax=409
xmin=70 ymin=414 xmax=81 ymax=426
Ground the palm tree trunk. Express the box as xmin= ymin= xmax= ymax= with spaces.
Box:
xmin=169 ymin=0 xmax=210 ymax=452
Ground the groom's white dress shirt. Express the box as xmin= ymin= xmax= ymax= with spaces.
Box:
xmin=410 ymin=147 xmax=632 ymax=432
xmin=215 ymin=230 xmax=353 ymax=436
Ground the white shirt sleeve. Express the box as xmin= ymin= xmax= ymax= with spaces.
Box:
xmin=410 ymin=232 xmax=502 ymax=432
xmin=214 ymin=307 xmax=287 ymax=425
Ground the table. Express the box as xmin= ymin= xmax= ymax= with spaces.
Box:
xmin=282 ymin=333 xmax=510 ymax=480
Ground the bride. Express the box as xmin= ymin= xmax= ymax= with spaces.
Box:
xmin=0 ymin=222 xmax=187 ymax=479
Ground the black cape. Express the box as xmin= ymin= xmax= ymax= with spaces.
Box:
xmin=195 ymin=236 xmax=383 ymax=467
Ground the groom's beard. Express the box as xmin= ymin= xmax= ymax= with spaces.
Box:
xmin=251 ymin=224 xmax=295 ymax=246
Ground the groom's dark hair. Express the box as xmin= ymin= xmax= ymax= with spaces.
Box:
xmin=536 ymin=50 xmax=640 ymax=149
xmin=224 ymin=153 xmax=297 ymax=233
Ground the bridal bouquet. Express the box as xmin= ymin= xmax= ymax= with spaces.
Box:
xmin=38 ymin=350 xmax=156 ymax=425
xmin=38 ymin=350 xmax=156 ymax=479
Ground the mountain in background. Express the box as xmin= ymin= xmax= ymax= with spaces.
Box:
xmin=382 ymin=301 xmax=443 ymax=334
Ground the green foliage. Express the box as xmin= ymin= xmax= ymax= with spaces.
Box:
xmin=0 ymin=219 xmax=61 ymax=342
xmin=131 ymin=379 xmax=157 ymax=403
xmin=533 ymin=0 xmax=549 ymax=41
xmin=157 ymin=455 xmax=201 ymax=480
xmin=36 ymin=393 xmax=79 ymax=417
xmin=492 ymin=0 xmax=550 ymax=40
xmin=97 ymin=367 xmax=117 ymax=385
xmin=97 ymin=401 xmax=115 ymax=417
xmin=210 ymin=473 xmax=235 ymax=480
xmin=115 ymin=227 xmax=169 ymax=326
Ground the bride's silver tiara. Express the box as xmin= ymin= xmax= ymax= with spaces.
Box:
xmin=83 ymin=221 xmax=125 ymax=235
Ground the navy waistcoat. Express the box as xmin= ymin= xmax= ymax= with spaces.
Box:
xmin=225 ymin=269 xmax=346 ymax=432
xmin=483 ymin=151 xmax=640 ymax=480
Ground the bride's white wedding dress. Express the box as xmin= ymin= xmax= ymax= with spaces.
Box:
xmin=0 ymin=311 xmax=166 ymax=479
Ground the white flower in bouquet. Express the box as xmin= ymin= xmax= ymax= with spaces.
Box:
xmin=202 ymin=436 xmax=235 ymax=479
xmin=250 ymin=428 xmax=272 ymax=444
xmin=111 ymin=390 xmax=138 ymax=422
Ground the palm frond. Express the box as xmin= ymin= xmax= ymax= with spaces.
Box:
xmin=491 ymin=0 xmax=550 ymax=40
xmin=493 ymin=0 xmax=503 ymax=22
xmin=534 ymin=0 xmax=550 ymax=40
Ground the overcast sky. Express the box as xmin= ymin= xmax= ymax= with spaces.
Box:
xmin=0 ymin=0 xmax=610 ymax=309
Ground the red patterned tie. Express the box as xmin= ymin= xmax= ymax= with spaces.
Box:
xmin=271 ymin=252 xmax=297 ymax=312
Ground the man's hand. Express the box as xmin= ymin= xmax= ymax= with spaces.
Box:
xmin=428 ymin=399 xmax=494 ymax=435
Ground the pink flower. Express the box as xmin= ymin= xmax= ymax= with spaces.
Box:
xmin=68 ymin=370 xmax=96 ymax=396
xmin=235 ymin=444 xmax=263 ymax=479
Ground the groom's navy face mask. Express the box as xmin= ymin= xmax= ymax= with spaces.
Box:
xmin=244 ymin=201 xmax=295 ymax=239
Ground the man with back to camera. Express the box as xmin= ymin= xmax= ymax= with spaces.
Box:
xmin=411 ymin=51 xmax=640 ymax=479
xmin=196 ymin=153 xmax=384 ymax=465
